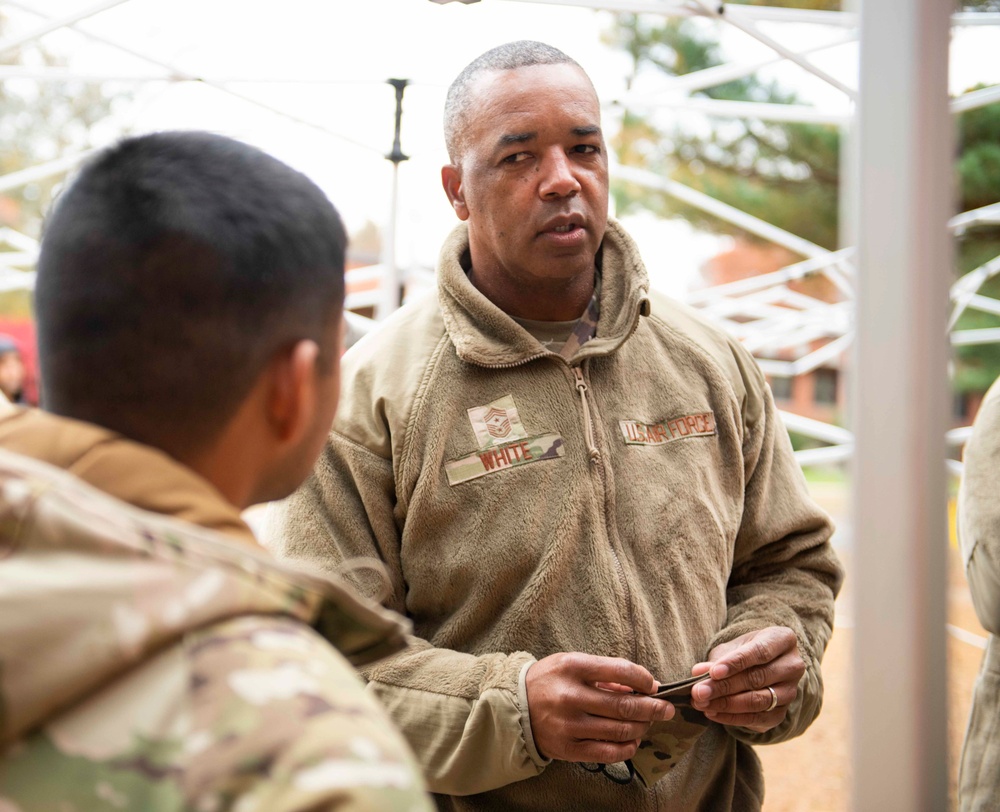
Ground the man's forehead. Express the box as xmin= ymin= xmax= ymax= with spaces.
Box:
xmin=468 ymin=62 xmax=599 ymax=110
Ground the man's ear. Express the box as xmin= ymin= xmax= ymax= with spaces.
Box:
xmin=265 ymin=339 xmax=320 ymax=447
xmin=441 ymin=164 xmax=469 ymax=221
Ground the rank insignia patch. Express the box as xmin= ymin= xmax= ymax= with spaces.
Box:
xmin=620 ymin=412 xmax=716 ymax=446
xmin=467 ymin=395 xmax=528 ymax=449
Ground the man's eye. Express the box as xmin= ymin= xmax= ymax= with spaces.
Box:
xmin=573 ymin=144 xmax=600 ymax=155
xmin=503 ymin=152 xmax=531 ymax=164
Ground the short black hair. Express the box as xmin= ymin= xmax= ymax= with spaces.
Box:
xmin=36 ymin=131 xmax=346 ymax=452
xmin=444 ymin=40 xmax=585 ymax=162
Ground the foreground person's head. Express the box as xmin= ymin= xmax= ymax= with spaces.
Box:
xmin=36 ymin=131 xmax=347 ymax=507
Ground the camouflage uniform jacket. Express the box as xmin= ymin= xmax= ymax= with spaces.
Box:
xmin=0 ymin=408 xmax=433 ymax=812
xmin=266 ymin=220 xmax=844 ymax=811
xmin=958 ymin=377 xmax=1000 ymax=811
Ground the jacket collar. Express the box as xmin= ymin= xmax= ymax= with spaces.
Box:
xmin=0 ymin=407 xmax=256 ymax=545
xmin=437 ymin=218 xmax=651 ymax=368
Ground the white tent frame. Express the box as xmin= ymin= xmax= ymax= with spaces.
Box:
xmin=0 ymin=1 xmax=994 ymax=806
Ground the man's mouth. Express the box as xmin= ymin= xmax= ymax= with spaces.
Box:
xmin=541 ymin=217 xmax=584 ymax=234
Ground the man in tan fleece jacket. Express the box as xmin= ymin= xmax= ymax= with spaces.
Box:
xmin=266 ymin=42 xmax=843 ymax=810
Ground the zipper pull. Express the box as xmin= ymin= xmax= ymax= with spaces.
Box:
xmin=572 ymin=367 xmax=601 ymax=465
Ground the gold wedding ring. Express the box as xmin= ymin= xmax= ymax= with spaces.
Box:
xmin=765 ymin=685 xmax=778 ymax=712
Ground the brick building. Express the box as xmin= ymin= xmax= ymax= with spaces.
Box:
xmin=698 ymin=239 xmax=846 ymax=425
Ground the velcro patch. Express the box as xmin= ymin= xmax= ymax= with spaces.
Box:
xmin=468 ymin=395 xmax=527 ymax=449
xmin=445 ymin=433 xmax=564 ymax=486
xmin=620 ymin=413 xmax=716 ymax=446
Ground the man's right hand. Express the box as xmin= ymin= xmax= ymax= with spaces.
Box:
xmin=524 ymin=652 xmax=675 ymax=763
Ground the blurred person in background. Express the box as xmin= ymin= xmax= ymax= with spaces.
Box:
xmin=958 ymin=374 xmax=1000 ymax=811
xmin=0 ymin=334 xmax=26 ymax=404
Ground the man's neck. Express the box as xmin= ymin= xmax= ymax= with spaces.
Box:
xmin=467 ymin=267 xmax=596 ymax=321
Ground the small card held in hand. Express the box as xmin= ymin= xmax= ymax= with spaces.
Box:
xmin=649 ymin=672 xmax=711 ymax=700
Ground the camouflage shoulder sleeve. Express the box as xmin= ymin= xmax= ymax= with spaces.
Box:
xmin=180 ymin=614 xmax=433 ymax=812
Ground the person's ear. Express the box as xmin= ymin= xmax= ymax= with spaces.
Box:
xmin=442 ymin=164 xmax=469 ymax=221
xmin=265 ymin=339 xmax=320 ymax=447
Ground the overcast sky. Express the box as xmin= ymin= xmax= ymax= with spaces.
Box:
xmin=12 ymin=1 xmax=1000 ymax=292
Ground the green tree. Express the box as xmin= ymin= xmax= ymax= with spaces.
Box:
xmin=0 ymin=12 xmax=126 ymax=238
xmin=606 ymin=9 xmax=841 ymax=249
xmin=0 ymin=12 xmax=127 ymax=312
xmin=953 ymin=96 xmax=1000 ymax=395
xmin=606 ymin=4 xmax=1000 ymax=396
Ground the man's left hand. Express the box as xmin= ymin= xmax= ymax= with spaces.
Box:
xmin=689 ymin=626 xmax=803 ymax=733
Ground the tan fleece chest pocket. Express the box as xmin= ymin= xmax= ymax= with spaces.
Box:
xmin=619 ymin=411 xmax=717 ymax=446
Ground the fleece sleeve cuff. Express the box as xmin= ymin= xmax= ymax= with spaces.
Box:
xmin=517 ymin=660 xmax=551 ymax=768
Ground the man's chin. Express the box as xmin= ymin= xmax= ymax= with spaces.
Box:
xmin=539 ymin=253 xmax=599 ymax=281
xmin=523 ymin=269 xmax=597 ymax=291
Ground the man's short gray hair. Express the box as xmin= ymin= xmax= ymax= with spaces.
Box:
xmin=443 ymin=40 xmax=584 ymax=163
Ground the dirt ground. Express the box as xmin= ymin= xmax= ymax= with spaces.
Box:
xmin=756 ymin=484 xmax=986 ymax=812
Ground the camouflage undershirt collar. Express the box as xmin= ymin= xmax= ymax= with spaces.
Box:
xmin=558 ymin=272 xmax=602 ymax=361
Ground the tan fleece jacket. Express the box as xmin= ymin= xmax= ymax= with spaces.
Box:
xmin=265 ymin=220 xmax=843 ymax=811
xmin=958 ymin=377 xmax=1000 ymax=811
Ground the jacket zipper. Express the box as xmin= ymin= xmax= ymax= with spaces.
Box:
xmin=572 ymin=366 xmax=601 ymax=465
xmin=571 ymin=362 xmax=637 ymax=661
xmin=473 ymin=309 xmax=648 ymax=660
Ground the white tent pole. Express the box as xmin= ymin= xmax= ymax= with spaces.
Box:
xmin=0 ymin=0 xmax=132 ymax=59
xmin=3 ymin=1 xmax=382 ymax=155
xmin=779 ymin=411 xmax=853 ymax=444
xmin=613 ymin=85 xmax=994 ymax=125
xmin=0 ymin=65 xmax=390 ymax=86
xmin=497 ymin=0 xmax=855 ymax=25
xmin=950 ymin=201 xmax=1000 ymax=233
xmin=0 ymin=228 xmax=39 ymax=252
xmin=961 ymin=293 xmax=1000 ymax=318
xmin=685 ymin=249 xmax=855 ymax=303
xmin=952 ymin=83 xmax=1000 ymax=114
xmin=692 ymin=0 xmax=857 ymax=100
xmin=0 ymin=150 xmax=98 ymax=194
xmin=948 ymin=254 xmax=1000 ymax=327
xmin=610 ymin=96 xmax=849 ymax=125
xmin=493 ymin=0 xmax=999 ymax=27
xmin=611 ymin=162 xmax=831 ymax=258
xmin=617 ymin=30 xmax=858 ymax=98
xmin=952 ymin=328 xmax=1000 ymax=346
xmin=851 ymin=0 xmax=951 ymax=807
xmin=953 ymin=11 xmax=1000 ymax=26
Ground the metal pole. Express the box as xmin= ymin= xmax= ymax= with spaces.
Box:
xmin=692 ymin=0 xmax=857 ymax=100
xmin=620 ymin=30 xmax=857 ymax=98
xmin=611 ymin=96 xmax=849 ymax=125
xmin=377 ymin=79 xmax=410 ymax=321
xmin=0 ymin=149 xmax=98 ymax=194
xmin=3 ymin=1 xmax=382 ymax=156
xmin=611 ymin=163 xmax=832 ymax=258
xmin=0 ymin=0 xmax=132 ymax=60
xmin=851 ymin=0 xmax=952 ymax=807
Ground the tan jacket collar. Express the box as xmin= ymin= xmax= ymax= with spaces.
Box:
xmin=437 ymin=218 xmax=651 ymax=368
xmin=0 ymin=407 xmax=256 ymax=545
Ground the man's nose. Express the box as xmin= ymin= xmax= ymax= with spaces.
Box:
xmin=539 ymin=150 xmax=581 ymax=199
